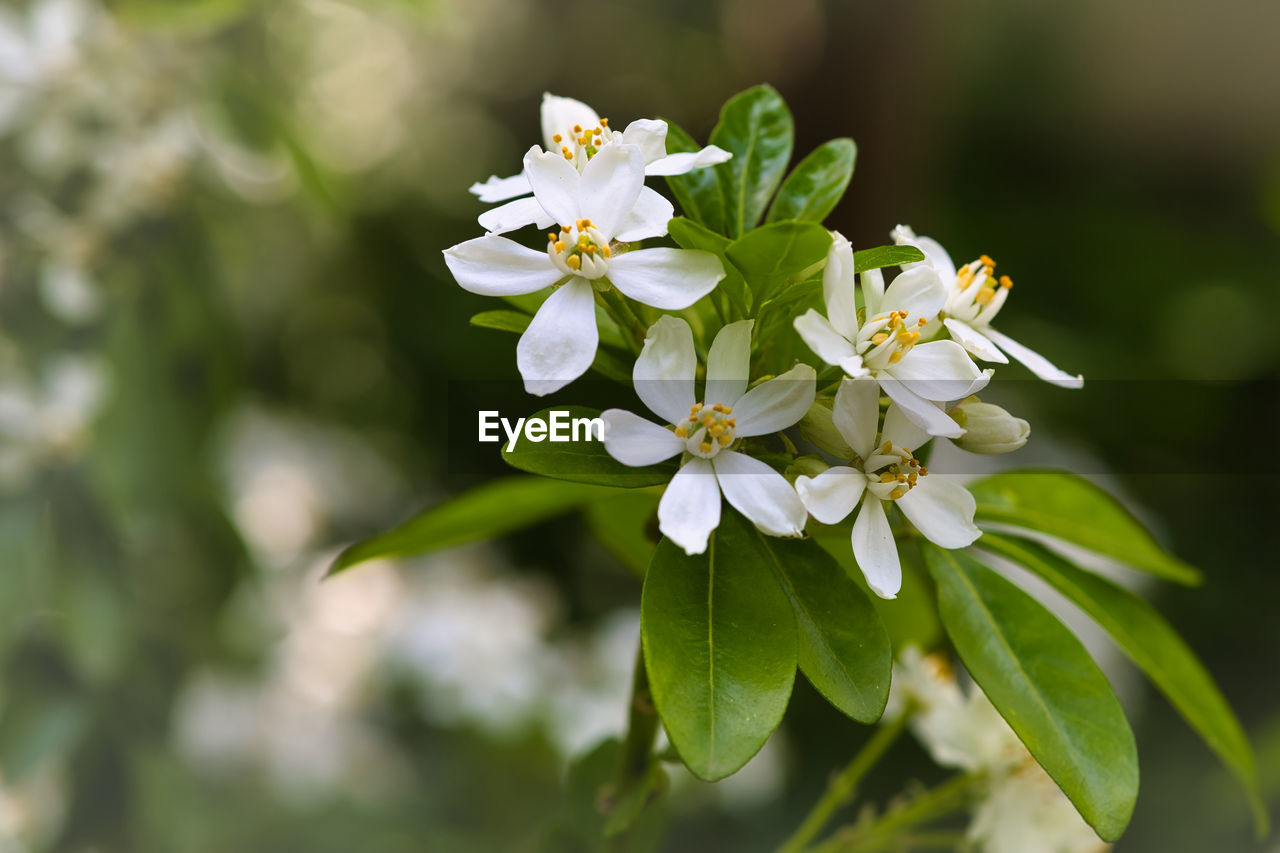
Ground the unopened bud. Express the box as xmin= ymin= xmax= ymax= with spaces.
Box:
xmin=786 ymin=454 xmax=830 ymax=483
xmin=797 ymin=399 xmax=855 ymax=459
xmin=949 ymin=397 xmax=1029 ymax=455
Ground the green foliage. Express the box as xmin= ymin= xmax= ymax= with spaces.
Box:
xmin=925 ymin=545 xmax=1139 ymax=842
xmin=968 ymin=470 xmax=1202 ymax=585
xmin=328 ymin=476 xmax=615 ymax=574
xmin=471 ymin=312 xmax=632 ymax=383
xmin=979 ymin=533 xmax=1267 ymax=833
xmin=641 ymin=510 xmax=797 ymax=781
xmin=708 ymin=85 xmax=795 ymax=237
xmin=470 ymin=309 xmax=532 ymax=334
xmin=502 ymin=406 xmax=677 ymax=487
xmin=667 ymin=217 xmax=751 ymax=316
xmin=853 ymin=244 xmax=926 ymax=272
xmin=725 ymin=221 xmax=832 ymax=304
xmin=663 ymin=122 xmax=728 ymax=235
xmin=767 ymin=138 xmax=856 ymax=224
xmin=583 ymin=490 xmax=661 ymax=577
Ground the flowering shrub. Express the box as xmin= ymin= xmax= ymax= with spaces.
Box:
xmin=336 ymin=86 xmax=1264 ymax=851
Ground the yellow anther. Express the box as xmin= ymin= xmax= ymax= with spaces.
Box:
xmin=594 ymin=126 xmax=603 ymax=135
xmin=562 ymin=146 xmax=573 ymax=160
xmin=723 ymin=405 xmax=732 ymax=414
xmin=561 ymin=225 xmax=571 ymax=233
xmin=920 ymin=466 xmax=929 ymax=475
xmin=691 ymin=403 xmax=704 ymax=413
xmin=975 ymin=288 xmax=995 ymax=305
xmin=599 ymin=118 xmax=608 ymax=126
xmin=908 ymin=472 xmax=918 ymax=486
xmin=881 ymin=441 xmax=893 ymax=453
xmin=896 ymin=473 xmax=907 ymax=483
xmin=957 ymin=266 xmax=975 ymax=284
xmin=584 ymin=244 xmax=596 ymax=254
xmin=727 ymin=418 xmax=735 ymax=426
xmin=709 ymin=425 xmax=725 ymax=437
xmin=717 ymin=434 xmax=733 ymax=446
xmin=917 ymin=317 xmax=928 ymax=327
xmin=553 ymin=241 xmax=565 ymax=252
xmin=674 ymin=425 xmax=688 ymax=438
xmin=573 ymin=124 xmax=583 ymax=133
xmin=889 ymin=487 xmax=907 ymax=500
xmin=880 ymin=473 xmax=895 ymax=483
xmin=602 ymin=245 xmax=612 ymax=258
xmin=979 ymin=254 xmax=996 ymax=268
xmin=700 ymin=441 xmax=713 ymax=454
xmin=999 ymin=275 xmax=1013 ymax=289
xmin=871 ymin=332 xmax=889 ymax=345
xmin=566 ymin=255 xmax=581 ymax=270
xmin=889 ymin=351 xmax=904 ymax=363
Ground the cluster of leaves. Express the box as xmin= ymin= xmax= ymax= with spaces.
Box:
xmin=337 ymin=85 xmax=1264 ymax=846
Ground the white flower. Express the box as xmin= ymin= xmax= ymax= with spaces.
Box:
xmin=443 ymin=145 xmax=725 ymax=395
xmin=948 ymin=396 xmax=1030 ymax=455
xmin=470 ymin=93 xmax=731 ymax=236
xmin=794 ymin=232 xmax=991 ymax=438
xmin=889 ymin=648 xmax=1109 ymax=853
xmin=793 ymin=377 xmax=979 ymax=598
xmin=601 ymin=316 xmax=814 ymax=555
xmin=891 ymin=225 xmax=1084 ymax=388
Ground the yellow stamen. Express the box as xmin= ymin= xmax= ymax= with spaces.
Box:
xmin=561 ymin=225 xmax=571 ymax=233
xmin=566 ymin=255 xmax=581 ymax=270
xmin=708 ymin=425 xmax=725 ymax=437
xmin=889 ymin=351 xmax=905 ymax=363
xmin=979 ymin=254 xmax=996 ymax=268
xmin=674 ymin=425 xmax=687 ymax=438
xmin=601 ymin=245 xmax=612 ymax=258
xmin=599 ymin=118 xmax=608 ymax=126
xmin=700 ymin=441 xmax=713 ymax=454
xmin=999 ymin=275 xmax=1013 ymax=289
xmin=975 ymin=288 xmax=995 ymax=305
xmin=553 ymin=134 xmax=562 ymax=143
xmin=880 ymin=473 xmax=895 ymax=483
xmin=881 ymin=441 xmax=893 ymax=453
xmin=889 ymin=487 xmax=906 ymax=500
xmin=717 ymin=434 xmax=732 ymax=446
xmin=908 ymin=472 xmax=918 ymax=486
xmin=561 ymin=146 xmax=573 ymax=160
xmin=553 ymin=241 xmax=565 ymax=252
xmin=573 ymin=124 xmax=582 ymax=133
xmin=872 ymin=333 xmax=889 ymax=345
xmin=691 ymin=403 xmax=703 ymax=413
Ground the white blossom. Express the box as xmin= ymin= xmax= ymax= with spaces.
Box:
xmin=601 ymin=316 xmax=813 ymax=555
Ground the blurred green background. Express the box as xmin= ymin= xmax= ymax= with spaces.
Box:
xmin=0 ymin=0 xmax=1277 ymax=850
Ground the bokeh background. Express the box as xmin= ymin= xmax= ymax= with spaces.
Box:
xmin=1 ymin=0 xmax=1277 ymax=850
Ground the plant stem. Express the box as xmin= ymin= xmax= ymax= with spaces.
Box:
xmin=813 ymin=772 xmax=980 ymax=853
xmin=600 ymin=287 xmax=649 ymax=352
xmin=775 ymin=713 xmax=911 ymax=853
xmin=603 ymin=637 xmax=660 ymax=850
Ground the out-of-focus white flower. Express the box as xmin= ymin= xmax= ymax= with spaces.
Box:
xmin=444 ymin=145 xmax=724 ymax=395
xmin=602 ymin=316 xmax=813 ymax=555
xmin=0 ymin=355 xmax=106 ymax=485
xmin=470 ymin=92 xmax=730 ymax=234
xmin=888 ymin=648 xmax=1108 ymax=853
xmin=892 ymin=225 xmax=1084 ymax=388
xmin=794 ymin=377 xmax=979 ymax=599
xmin=795 ymin=232 xmax=991 ymax=437
xmin=0 ymin=766 xmax=65 ymax=853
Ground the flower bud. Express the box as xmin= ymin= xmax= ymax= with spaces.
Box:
xmin=948 ymin=397 xmax=1029 ymax=455
xmin=797 ymin=399 xmax=855 ymax=459
xmin=785 ymin=454 xmax=830 ymax=483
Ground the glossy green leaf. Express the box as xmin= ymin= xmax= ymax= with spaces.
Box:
xmin=757 ymin=532 xmax=891 ymax=722
xmin=925 ymin=545 xmax=1138 ymax=842
xmin=979 ymin=533 xmax=1266 ymax=833
xmin=968 ymin=470 xmax=1201 ymax=585
xmin=641 ymin=509 xmax=797 ymax=781
xmin=726 ymin=221 xmax=832 ymax=304
xmin=584 ymin=490 xmax=661 ymax=577
xmin=470 ymin=312 xmax=631 ymax=384
xmin=852 ymin=244 xmax=926 ymax=273
xmin=329 ymin=476 xmax=615 ymax=574
xmin=503 ymin=406 xmax=677 ymax=487
xmin=470 ymin=309 xmax=531 ymax=334
xmin=663 ymin=122 xmax=726 ymax=234
xmin=667 ymin=217 xmax=751 ymax=316
xmin=767 ymin=138 xmax=856 ymax=224
xmin=709 ymin=85 xmax=794 ymax=237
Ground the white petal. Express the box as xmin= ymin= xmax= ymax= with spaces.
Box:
xmin=469 ymin=171 xmax=532 ymax=203
xmin=983 ymin=327 xmax=1084 ymax=388
xmin=601 ymin=409 xmax=683 ymax=466
xmin=578 ymin=143 xmax=644 ymax=241
xmin=516 ymin=278 xmax=598 ymax=396
xmin=607 ymin=248 xmax=723 ymax=309
xmin=882 ymin=405 xmax=931 ymax=458
xmin=704 ymin=319 xmax=753 ymax=407
xmin=540 ymin=93 xmax=600 ymax=151
xmin=879 ymin=378 xmax=964 ymax=439
xmin=713 ymin=451 xmax=807 ymax=538
xmin=897 ymin=476 xmax=981 ymax=548
xmin=832 ymin=377 xmax=881 ymax=459
xmin=658 ymin=458 xmax=721 ymax=555
xmin=879 ymin=266 xmax=945 ymax=321
xmin=619 ymin=118 xmax=670 ymax=164
xmin=524 ymin=146 xmax=580 ymax=225
xmin=443 ymin=235 xmax=561 ymax=296
xmin=614 ymin=186 xmax=673 ymax=242
xmin=643 ymin=145 xmax=733 ymax=176
xmin=731 ymin=363 xmax=816 ymax=437
xmin=634 ymin=315 xmax=697 ymax=424
xmin=851 ymin=494 xmax=901 ymax=599
xmin=887 ymin=340 xmax=989 ymax=402
xmin=794 ymin=309 xmax=856 ymax=368
xmin=476 ymin=196 xmax=556 ymax=235
xmin=944 ymin=318 xmax=1008 ymax=363
xmin=893 ymin=227 xmax=957 ymax=282
xmin=861 ymin=267 xmax=886 ymax=318
xmin=795 ymin=466 xmax=864 ymax=524
xmin=822 ymin=232 xmax=860 ymax=339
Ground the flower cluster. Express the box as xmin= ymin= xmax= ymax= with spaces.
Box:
xmin=443 ymin=93 xmax=1082 ymax=598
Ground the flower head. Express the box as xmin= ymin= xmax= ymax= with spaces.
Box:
xmin=444 ymin=146 xmax=724 ymax=395
xmin=794 ymin=377 xmax=979 ymax=598
xmin=470 ymin=93 xmax=731 ymax=236
xmin=794 ymin=232 xmax=991 ymax=438
xmin=601 ymin=316 xmax=814 ymax=555
xmin=891 ymin=225 xmax=1084 ymax=388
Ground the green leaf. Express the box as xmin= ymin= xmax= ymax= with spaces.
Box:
xmin=503 ymin=406 xmax=677 ymax=488
xmin=470 ymin=312 xmax=631 ymax=384
xmin=766 ymin=138 xmax=856 ymax=224
xmin=709 ymin=85 xmax=794 ymax=237
xmin=329 ymin=476 xmax=615 ymax=574
xmin=757 ymin=533 xmax=891 ymax=722
xmin=726 ymin=221 xmax=832 ymax=304
xmin=667 ymin=217 xmax=751 ymax=316
xmin=968 ymin=470 xmax=1201 ymax=585
xmin=641 ymin=509 xmax=797 ymax=781
xmin=979 ymin=533 xmax=1267 ymax=833
xmin=663 ymin=122 xmax=726 ymax=234
xmin=584 ymin=490 xmax=661 ymax=577
xmin=852 ymin=244 xmax=926 ymax=273
xmin=924 ymin=545 xmax=1139 ymax=842
xmin=470 ymin=309 xmax=531 ymax=334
